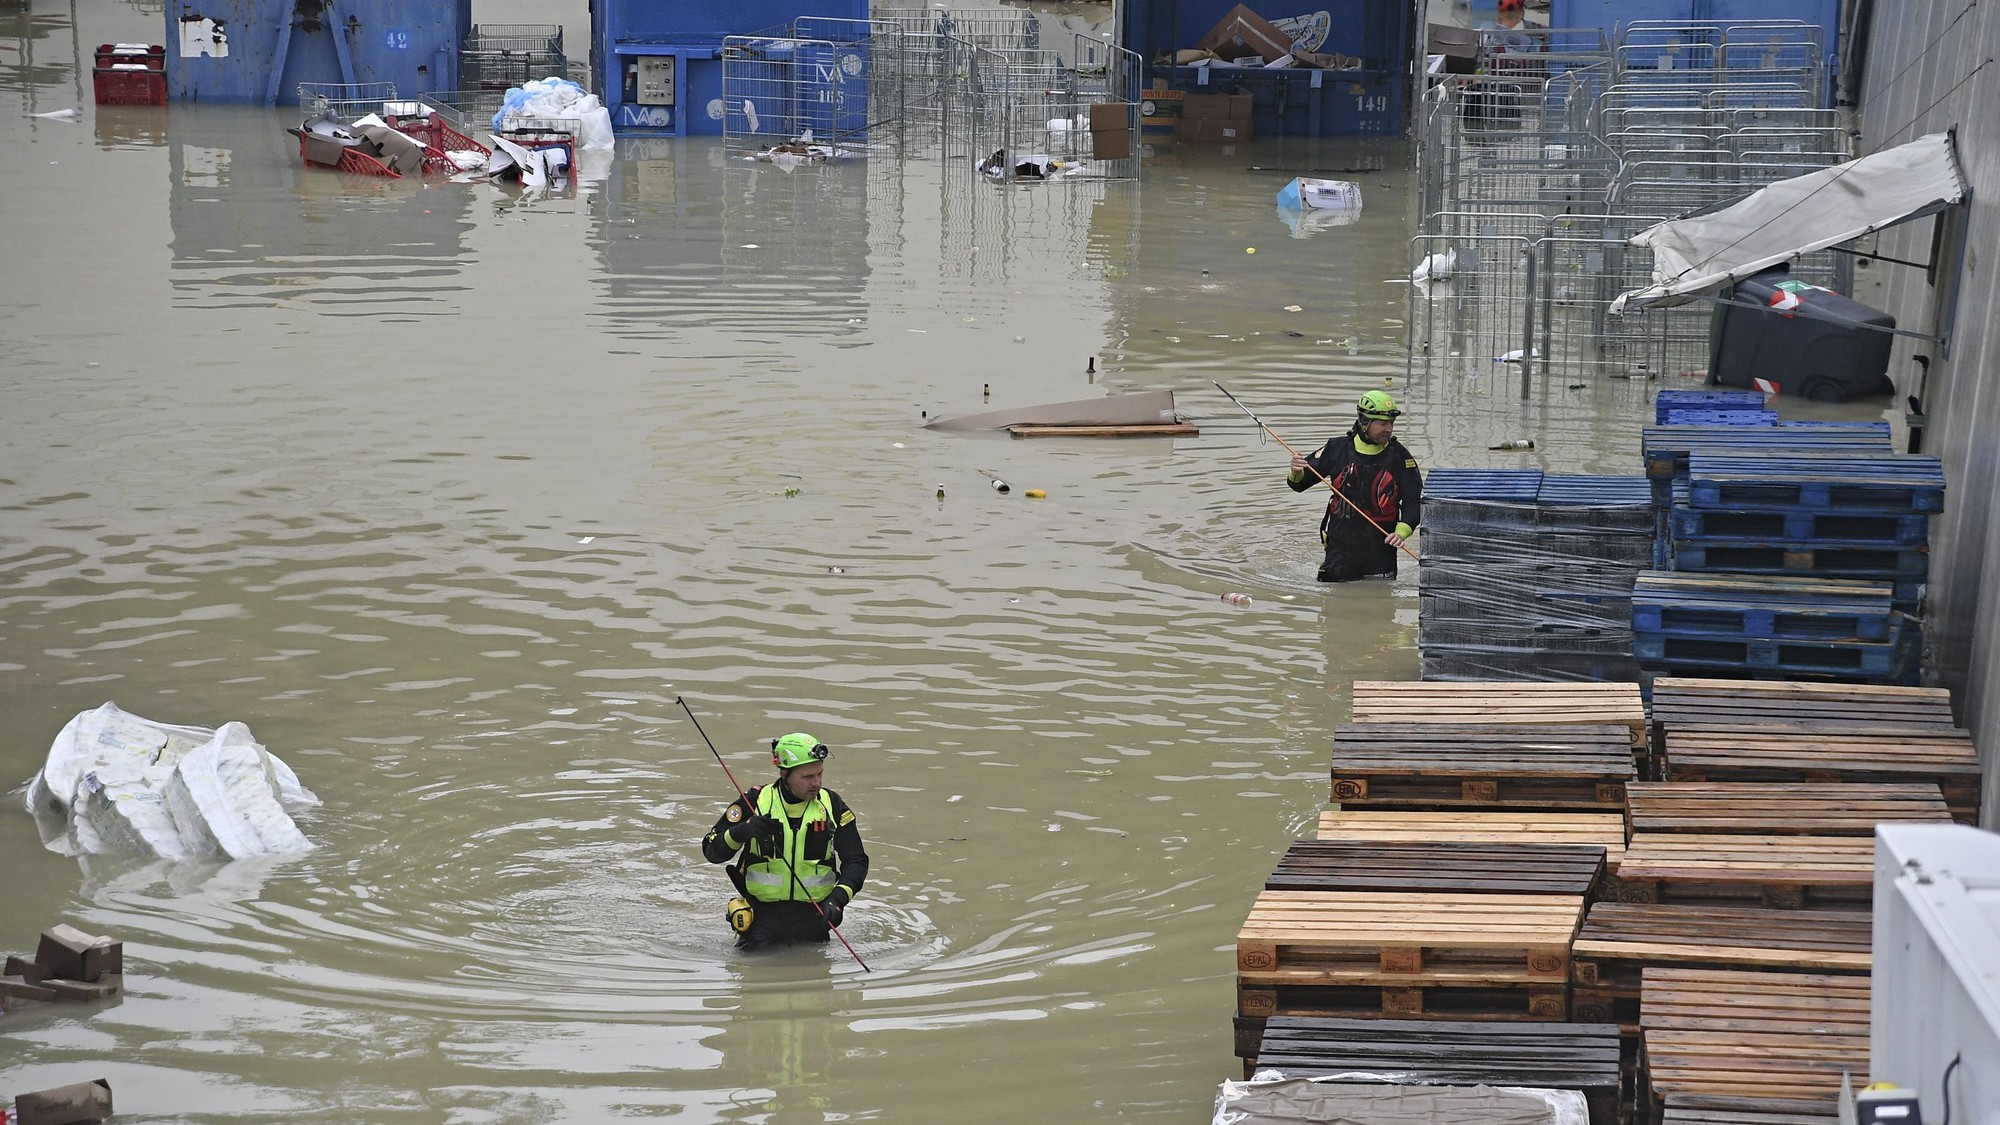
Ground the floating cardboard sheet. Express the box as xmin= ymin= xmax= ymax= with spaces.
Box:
xmin=924 ymin=390 xmax=1182 ymax=433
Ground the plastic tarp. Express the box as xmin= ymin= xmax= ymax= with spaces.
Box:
xmin=26 ymin=702 xmax=319 ymax=860
xmin=1212 ymin=1078 xmax=1587 ymax=1125
xmin=1610 ymin=132 xmax=1967 ymax=313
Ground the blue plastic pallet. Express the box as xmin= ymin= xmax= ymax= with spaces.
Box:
xmin=1668 ymin=507 xmax=1933 ymax=546
xmin=1640 ymin=425 xmax=1892 ymax=478
xmin=1660 ymin=408 xmax=1780 ymax=427
xmin=1777 ymin=420 xmax=1895 ymax=435
xmin=1686 ymin=454 xmax=1947 ymax=513
xmin=1536 ymin=475 xmax=1654 ymax=506
xmin=1632 ymin=632 xmax=1902 ymax=676
xmin=1655 ymin=389 xmax=1768 ymax=422
xmin=1670 ymin=540 xmax=1932 ymax=577
xmin=1423 ymin=468 xmax=1543 ymax=502
xmin=1631 ymin=573 xmax=1897 ymax=642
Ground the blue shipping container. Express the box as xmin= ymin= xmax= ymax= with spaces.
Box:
xmin=594 ymin=0 xmax=865 ymax=136
xmin=1124 ymin=0 xmax=1412 ymax=136
xmin=166 ymin=0 xmax=470 ymax=104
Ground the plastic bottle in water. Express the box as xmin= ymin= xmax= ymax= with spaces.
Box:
xmin=1220 ymin=592 xmax=1252 ymax=606
xmin=1490 ymin=438 xmax=1535 ymax=450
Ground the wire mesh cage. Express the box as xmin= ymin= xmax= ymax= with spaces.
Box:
xmin=460 ymin=23 xmax=569 ymax=94
xmin=1408 ymin=19 xmax=1852 ymax=392
xmin=298 ymin=81 xmax=398 ymax=120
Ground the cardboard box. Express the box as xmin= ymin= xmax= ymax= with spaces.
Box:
xmin=36 ymin=925 xmax=121 ymax=984
xmin=1194 ymin=4 xmax=1294 ymax=64
xmin=1088 ymin=101 xmax=1134 ymax=130
xmin=1 ymin=975 xmax=60 ymax=1002
xmin=1181 ymin=92 xmax=1254 ymax=122
xmin=14 ymin=1079 xmax=113 ymax=1125
xmin=1293 ymin=49 xmax=1363 ymax=70
xmin=1091 ymin=128 xmax=1133 ymax=160
xmin=43 ymin=974 xmax=121 ymax=1001
xmin=1176 ymin=117 xmax=1255 ymax=144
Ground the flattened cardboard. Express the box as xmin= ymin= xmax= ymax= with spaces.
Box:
xmin=1193 ymin=4 xmax=1293 ymax=64
xmin=14 ymin=1078 xmax=114 ymax=1125
xmin=1 ymin=975 xmax=60 ymax=1002
xmin=44 ymin=974 xmax=121 ymax=1001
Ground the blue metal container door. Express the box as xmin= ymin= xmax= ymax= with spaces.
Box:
xmin=166 ymin=0 xmax=468 ymax=104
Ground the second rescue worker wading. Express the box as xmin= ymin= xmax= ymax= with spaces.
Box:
xmin=1287 ymin=390 xmax=1424 ymax=582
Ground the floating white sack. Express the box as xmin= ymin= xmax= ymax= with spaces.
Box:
xmin=27 ymin=702 xmax=318 ymax=860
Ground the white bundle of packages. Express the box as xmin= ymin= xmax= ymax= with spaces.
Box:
xmin=27 ymin=702 xmax=319 ymax=860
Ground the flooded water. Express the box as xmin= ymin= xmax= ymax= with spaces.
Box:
xmin=0 ymin=6 xmax=1876 ymax=1124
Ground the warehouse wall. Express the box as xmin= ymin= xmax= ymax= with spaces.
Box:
xmin=1853 ymin=0 xmax=2000 ymax=824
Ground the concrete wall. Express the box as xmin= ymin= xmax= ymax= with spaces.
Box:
xmin=1853 ymin=0 xmax=2000 ymax=825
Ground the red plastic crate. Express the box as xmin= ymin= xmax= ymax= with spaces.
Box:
xmin=94 ymin=43 xmax=164 ymax=70
xmin=93 ymin=65 xmax=167 ymax=106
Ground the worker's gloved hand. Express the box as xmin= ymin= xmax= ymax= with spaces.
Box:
xmin=734 ymin=814 xmax=781 ymax=851
xmin=821 ymin=886 xmax=851 ymax=928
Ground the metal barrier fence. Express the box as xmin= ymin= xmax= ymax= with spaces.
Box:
xmin=1410 ymin=19 xmax=1852 ymax=392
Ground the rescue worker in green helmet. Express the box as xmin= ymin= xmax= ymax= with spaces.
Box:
xmin=1287 ymin=390 xmax=1424 ymax=582
xmin=702 ymin=732 xmax=869 ymax=951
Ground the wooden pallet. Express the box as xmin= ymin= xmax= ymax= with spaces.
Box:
xmin=1662 ymin=726 xmax=1980 ymax=822
xmin=1266 ymin=839 xmax=1605 ymax=897
xmin=1569 ymin=903 xmax=1870 ymax=1027
xmin=1640 ymin=967 xmax=1869 ymax=1120
xmin=1235 ymin=977 xmax=1572 ymax=1045
xmin=1626 ymin=781 xmax=1951 ymax=837
xmin=1649 ymin=677 xmax=1956 ymax=731
xmin=1254 ymin=1016 xmax=1624 ymax=1124
xmin=1330 ymin=723 xmax=1635 ymax=810
xmin=1318 ymin=809 xmax=1630 ymax=871
xmin=1614 ymin=834 xmax=1874 ymax=909
xmin=1660 ymin=1099 xmax=1839 ymax=1124
xmin=1350 ymin=680 xmax=1648 ymax=747
xmin=1240 ymin=890 xmax=1581 ymax=980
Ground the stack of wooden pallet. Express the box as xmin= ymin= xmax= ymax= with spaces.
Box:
xmin=1640 ymin=968 xmax=1871 ymax=1122
xmin=1230 ymin=676 xmax=1972 ymax=1122
xmin=1590 ymin=676 xmax=1972 ymax=1120
xmin=1234 ymin=682 xmax=1647 ymax=1099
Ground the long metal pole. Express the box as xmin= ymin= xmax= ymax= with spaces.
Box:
xmin=1213 ymin=383 xmax=1420 ymax=564
xmin=676 ymin=697 xmax=870 ymax=972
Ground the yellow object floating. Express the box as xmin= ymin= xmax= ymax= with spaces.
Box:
xmin=1025 ymin=488 xmax=1047 ymax=499
xmin=1245 ymin=247 xmax=1257 ymax=254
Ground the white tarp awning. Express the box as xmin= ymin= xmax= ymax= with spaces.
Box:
xmin=1610 ymin=131 xmax=1967 ymax=314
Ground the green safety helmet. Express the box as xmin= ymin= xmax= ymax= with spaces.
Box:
xmin=771 ymin=732 xmax=830 ymax=770
xmin=1357 ymin=390 xmax=1401 ymax=421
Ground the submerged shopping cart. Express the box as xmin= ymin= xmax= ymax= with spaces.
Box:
xmin=293 ymin=82 xmax=490 ymax=179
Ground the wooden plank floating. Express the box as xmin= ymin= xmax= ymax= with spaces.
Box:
xmin=1662 ymin=725 xmax=1980 ymax=822
xmin=1640 ymin=967 xmax=1869 ymax=1119
xmin=1253 ymin=1016 xmax=1624 ymax=1125
xmin=1626 ymin=781 xmax=1951 ymax=837
xmin=1318 ymin=809 xmax=1629 ymax=871
xmin=1649 ymin=676 xmax=1957 ymax=731
xmin=1614 ymin=834 xmax=1875 ymax=909
xmin=1568 ymin=903 xmax=1870 ymax=1027
xmin=1351 ymin=680 xmax=1648 ymax=747
xmin=1265 ymin=840 xmax=1605 ymax=898
xmin=1330 ymin=723 xmax=1634 ymax=810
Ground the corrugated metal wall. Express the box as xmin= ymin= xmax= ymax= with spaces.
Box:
xmin=1853 ymin=0 xmax=2000 ymax=824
